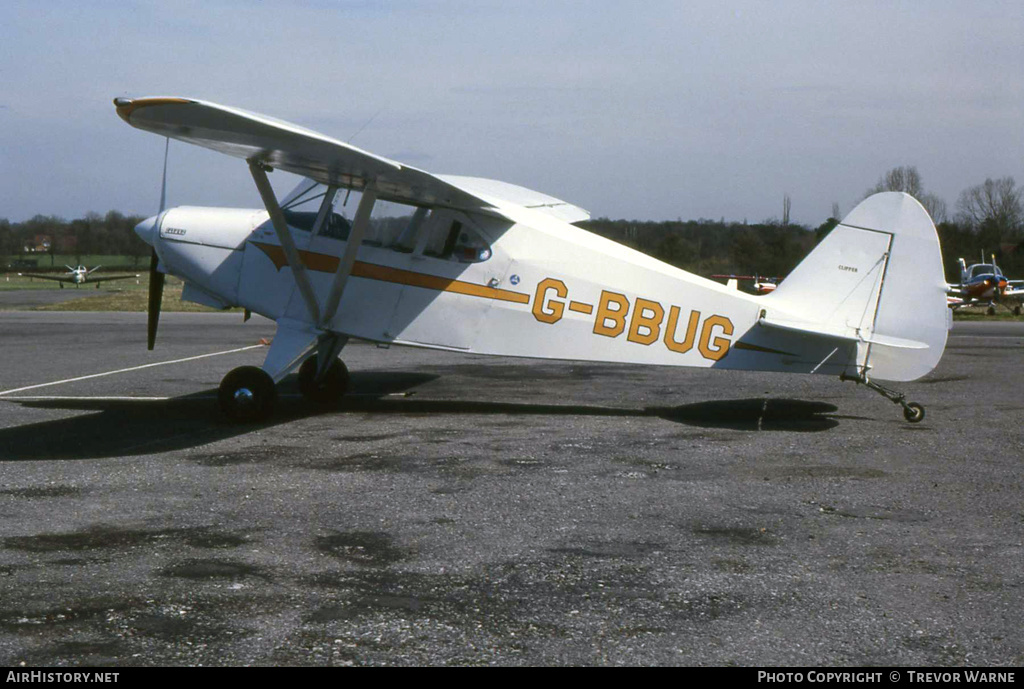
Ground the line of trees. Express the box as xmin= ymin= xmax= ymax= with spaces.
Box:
xmin=860 ymin=166 xmax=1024 ymax=279
xmin=1 ymin=211 xmax=149 ymax=268
xmin=2 ymin=168 xmax=1021 ymax=282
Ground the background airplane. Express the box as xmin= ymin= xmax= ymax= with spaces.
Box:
xmin=115 ymin=96 xmax=949 ymax=424
xmin=19 ymin=264 xmax=139 ymax=288
xmin=712 ymin=274 xmax=781 ymax=295
xmin=947 ymin=254 xmax=1024 ymax=315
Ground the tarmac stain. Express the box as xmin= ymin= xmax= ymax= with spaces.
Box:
xmin=692 ymin=526 xmax=778 ymax=546
xmin=0 ymin=598 xmax=134 ymax=634
xmin=918 ymin=375 xmax=969 ymax=385
xmin=2 ymin=526 xmax=246 ymax=552
xmin=763 ymin=466 xmax=886 ymax=479
xmin=28 ymin=640 xmax=125 ymax=666
xmin=0 ymin=485 xmax=81 ymax=498
xmin=315 ymin=531 xmax=407 ymax=566
xmin=159 ymin=558 xmax=266 ymax=580
xmin=192 ymin=445 xmax=296 ymax=466
xmin=332 ymin=433 xmax=403 ymax=442
xmin=129 ymin=614 xmax=198 ymax=638
xmin=307 ymin=594 xmax=424 ymax=623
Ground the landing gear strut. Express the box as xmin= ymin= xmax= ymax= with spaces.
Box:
xmin=219 ymin=366 xmax=276 ymax=422
xmin=840 ymin=372 xmax=925 ymax=423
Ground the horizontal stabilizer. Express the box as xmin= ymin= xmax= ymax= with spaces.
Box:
xmin=758 ymin=317 xmax=928 ymax=350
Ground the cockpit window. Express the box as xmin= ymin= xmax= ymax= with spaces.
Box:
xmin=278 ymin=179 xmax=490 ymax=262
xmin=970 ymin=264 xmax=994 ymax=278
xmin=419 ymin=211 xmax=492 ymax=263
xmin=283 ymin=210 xmax=351 ymax=241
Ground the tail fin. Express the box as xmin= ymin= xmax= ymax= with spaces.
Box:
xmin=763 ymin=192 xmax=949 ymax=381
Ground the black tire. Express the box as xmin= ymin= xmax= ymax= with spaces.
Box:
xmin=219 ymin=366 xmax=276 ymax=422
xmin=987 ymin=306 xmax=996 ymax=316
xmin=1014 ymin=306 xmax=1021 ymax=316
xmin=298 ymin=357 xmax=349 ymax=405
xmin=903 ymin=402 xmax=925 ymax=423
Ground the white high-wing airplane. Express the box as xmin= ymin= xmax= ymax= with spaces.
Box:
xmin=115 ymin=97 xmax=950 ymax=423
xmin=19 ymin=264 xmax=138 ymax=288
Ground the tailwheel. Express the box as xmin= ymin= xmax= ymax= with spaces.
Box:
xmin=298 ymin=356 xmax=349 ymax=406
xmin=841 ymin=372 xmax=926 ymax=424
xmin=219 ymin=366 xmax=276 ymax=422
xmin=903 ymin=402 xmax=925 ymax=423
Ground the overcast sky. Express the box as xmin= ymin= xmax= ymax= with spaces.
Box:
xmin=1 ymin=0 xmax=1021 ymax=226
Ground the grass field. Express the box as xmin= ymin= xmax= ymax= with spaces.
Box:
xmin=2 ymin=273 xmax=230 ymax=313
xmin=3 ymin=270 xmax=1022 ymax=320
xmin=4 ymin=255 xmax=148 ymax=272
xmin=1 ymin=271 xmax=144 ymax=291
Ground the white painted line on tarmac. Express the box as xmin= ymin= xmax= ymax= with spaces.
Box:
xmin=0 ymin=344 xmax=266 ymax=397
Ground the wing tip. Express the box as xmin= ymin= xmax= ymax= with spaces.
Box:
xmin=113 ymin=97 xmax=194 ymax=124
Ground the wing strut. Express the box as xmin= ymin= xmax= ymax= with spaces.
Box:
xmin=247 ymin=160 xmax=378 ymax=382
xmin=248 ymin=161 xmax=323 ymax=324
xmin=321 ymin=184 xmax=376 ymax=329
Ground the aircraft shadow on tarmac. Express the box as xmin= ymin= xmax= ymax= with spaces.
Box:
xmin=0 ymin=372 xmax=839 ymax=461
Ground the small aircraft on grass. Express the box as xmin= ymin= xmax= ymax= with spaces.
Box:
xmin=947 ymin=254 xmax=1024 ymax=315
xmin=19 ymin=265 xmax=139 ymax=288
xmin=114 ymin=97 xmax=950 ymax=423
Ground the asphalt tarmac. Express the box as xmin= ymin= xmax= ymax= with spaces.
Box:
xmin=0 ymin=312 xmax=1022 ymax=666
xmin=0 ymin=289 xmax=108 ymax=309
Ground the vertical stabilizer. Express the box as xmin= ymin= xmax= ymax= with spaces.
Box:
xmin=764 ymin=193 xmax=948 ymax=381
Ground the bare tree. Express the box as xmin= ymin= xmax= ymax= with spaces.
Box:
xmin=956 ymin=177 xmax=1023 ymax=236
xmin=782 ymin=193 xmax=791 ymax=225
xmin=831 ymin=202 xmax=840 ymax=220
xmin=918 ymin=192 xmax=947 ymax=224
xmin=867 ymin=166 xmax=923 ymax=198
xmin=866 ymin=165 xmax=946 ymax=222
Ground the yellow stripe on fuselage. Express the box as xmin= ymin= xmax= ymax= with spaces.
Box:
xmin=251 ymin=242 xmax=530 ymax=305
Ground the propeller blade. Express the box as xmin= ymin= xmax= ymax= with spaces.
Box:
xmin=146 ymin=138 xmax=170 ymax=350
xmin=147 ymin=249 xmax=164 ymax=350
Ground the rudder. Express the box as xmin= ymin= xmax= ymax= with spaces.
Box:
xmin=764 ymin=192 xmax=949 ymax=381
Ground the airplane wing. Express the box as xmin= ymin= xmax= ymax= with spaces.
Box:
xmin=18 ymin=273 xmax=72 ymax=283
xmin=87 ymin=274 xmax=139 ymax=284
xmin=114 ymin=97 xmax=588 ymax=222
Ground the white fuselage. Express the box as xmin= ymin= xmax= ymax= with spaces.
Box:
xmin=146 ymin=203 xmax=861 ymax=378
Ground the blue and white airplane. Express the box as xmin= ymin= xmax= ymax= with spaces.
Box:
xmin=948 ymin=254 xmax=1024 ymax=315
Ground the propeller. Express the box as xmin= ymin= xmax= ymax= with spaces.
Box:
xmin=146 ymin=138 xmax=169 ymax=350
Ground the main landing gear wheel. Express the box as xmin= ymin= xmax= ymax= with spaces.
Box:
xmin=298 ymin=356 xmax=349 ymax=406
xmin=987 ymin=305 xmax=996 ymax=316
xmin=219 ymin=366 xmax=276 ymax=422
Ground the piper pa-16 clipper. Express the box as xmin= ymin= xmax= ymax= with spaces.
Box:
xmin=114 ymin=97 xmax=950 ymax=423
xmin=19 ymin=264 xmax=138 ymax=288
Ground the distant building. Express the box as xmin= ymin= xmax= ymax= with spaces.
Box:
xmin=24 ymin=234 xmax=51 ymax=253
